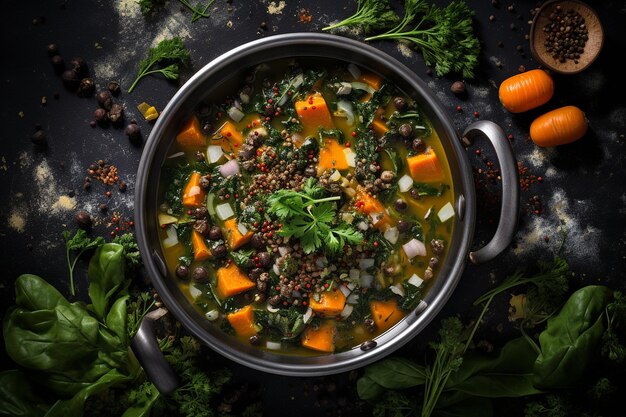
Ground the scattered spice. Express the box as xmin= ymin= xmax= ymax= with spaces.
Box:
xmin=75 ymin=210 xmax=93 ymax=229
xmin=298 ymin=8 xmax=313 ymax=23
xmin=88 ymin=160 xmax=119 ymax=185
xmin=450 ymin=81 xmax=465 ymax=94
xmin=542 ymin=5 xmax=588 ymax=64
xmin=31 ymin=127 xmax=47 ymax=146
xmin=518 ymin=161 xmax=542 ymax=191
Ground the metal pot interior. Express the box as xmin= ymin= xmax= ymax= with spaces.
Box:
xmin=135 ymin=33 xmax=476 ymax=376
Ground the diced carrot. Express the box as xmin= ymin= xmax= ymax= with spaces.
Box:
xmin=182 ymin=172 xmax=206 ymax=207
xmin=227 ymin=305 xmax=257 ymax=338
xmin=371 ymin=119 xmax=389 ymax=136
xmin=407 ymin=149 xmax=444 ymax=183
xmin=359 ymin=72 xmax=383 ymax=90
xmin=355 ymin=187 xmax=392 ymax=230
xmin=176 ymin=116 xmax=205 ymax=148
xmin=191 ymin=230 xmax=212 ymax=262
xmin=220 ymin=121 xmax=244 ymax=155
xmin=309 ymin=288 xmax=346 ymax=317
xmin=318 ymin=138 xmax=349 ymax=172
xmin=295 ymin=93 xmax=334 ymax=130
xmin=216 ymin=263 xmax=256 ymax=299
xmin=222 ymin=218 xmax=253 ymax=250
xmin=370 ymin=299 xmax=404 ymax=332
xmin=301 ymin=320 xmax=336 ymax=353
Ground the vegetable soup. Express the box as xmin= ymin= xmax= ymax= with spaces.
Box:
xmin=157 ymin=60 xmax=454 ymax=355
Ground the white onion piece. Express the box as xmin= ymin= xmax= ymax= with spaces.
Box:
xmin=351 ymin=81 xmax=376 ymax=94
xmin=357 ymin=221 xmax=369 ymax=231
xmin=329 ymin=169 xmax=341 ymax=182
xmin=438 ymin=202 xmax=455 ymax=223
xmin=237 ymin=222 xmax=248 ymax=236
xmin=403 ymin=238 xmax=427 ymax=259
xmin=339 ymin=285 xmax=351 ymax=298
xmin=398 ymin=174 xmax=414 ymax=193
xmin=162 ymin=225 xmax=179 ymax=248
xmin=349 ymin=268 xmax=360 ymax=282
xmin=267 ymin=303 xmax=280 ymax=313
xmin=343 ymin=148 xmax=356 ymax=167
xmin=335 ymin=100 xmax=355 ymax=126
xmin=347 ymin=293 xmax=360 ymax=304
xmin=292 ymin=73 xmax=304 ymax=88
xmin=158 ymin=213 xmax=178 ymax=226
xmin=167 ymin=151 xmax=185 ymax=159
xmin=390 ymin=283 xmax=405 ymax=297
xmin=384 ymin=227 xmax=399 ymax=244
xmin=407 ymin=274 xmax=424 ymax=287
xmin=187 ymin=185 xmax=202 ymax=197
xmin=369 ymin=212 xmax=381 ymax=225
xmin=205 ymin=309 xmax=219 ymax=321
xmin=273 ymin=263 xmax=280 ymax=275
xmin=207 ymin=145 xmax=224 ymax=164
xmin=188 ymin=284 xmax=202 ymax=299
xmin=266 ymin=341 xmax=282 ymax=350
xmin=347 ymin=282 xmax=357 ymax=291
xmin=227 ymin=106 xmax=245 ymax=122
xmin=359 ymin=258 xmax=375 ymax=270
xmin=303 ymin=307 xmax=313 ymax=323
xmin=219 ymin=159 xmax=240 ymax=177
xmin=278 ymin=246 xmax=289 ymax=257
xmin=347 ymin=63 xmax=361 ymax=80
xmin=360 ymin=274 xmax=374 ymax=288
xmin=215 ymin=203 xmax=234 ymax=220
xmin=340 ymin=304 xmax=354 ymax=319
xmin=336 ymin=82 xmax=352 ymax=95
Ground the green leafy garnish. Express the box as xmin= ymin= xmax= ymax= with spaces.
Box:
xmin=322 ymin=0 xmax=399 ymax=33
xmin=128 ymin=37 xmax=190 ymax=93
xmin=112 ymin=233 xmax=142 ymax=270
xmin=138 ymin=0 xmax=216 ymax=23
xmin=267 ymin=178 xmax=363 ymax=254
xmin=63 ymin=229 xmax=105 ymax=296
xmin=365 ymin=0 xmax=480 ymax=78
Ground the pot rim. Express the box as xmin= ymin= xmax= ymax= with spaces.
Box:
xmin=135 ymin=32 xmax=476 ymax=376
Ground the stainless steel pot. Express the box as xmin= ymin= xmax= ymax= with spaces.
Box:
xmin=133 ymin=33 xmax=519 ymax=394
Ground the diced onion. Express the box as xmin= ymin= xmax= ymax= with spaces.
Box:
xmin=167 ymin=151 xmax=185 ymax=159
xmin=215 ymin=203 xmax=234 ymax=220
xmin=438 ymin=202 xmax=455 ymax=223
xmin=315 ymin=256 xmax=328 ymax=268
xmin=351 ymin=81 xmax=376 ymax=94
xmin=384 ymin=227 xmax=399 ymax=244
xmin=347 ymin=293 xmax=360 ymax=304
xmin=340 ymin=304 xmax=354 ymax=319
xmin=162 ymin=225 xmax=179 ymax=248
xmin=336 ymin=82 xmax=352 ymax=95
xmin=329 ymin=169 xmax=341 ymax=182
xmin=267 ymin=303 xmax=280 ymax=313
xmin=292 ymin=73 xmax=304 ymax=89
xmin=360 ymin=274 xmax=374 ymax=288
xmin=272 ymin=263 xmax=280 ymax=275
xmin=357 ymin=221 xmax=369 ymax=231
xmin=359 ymin=258 xmax=375 ymax=270
xmin=278 ymin=246 xmax=289 ymax=257
xmin=349 ymin=268 xmax=360 ymax=282
xmin=335 ymin=100 xmax=355 ymax=126
xmin=303 ymin=307 xmax=313 ymax=323
xmin=266 ymin=341 xmax=282 ymax=350
xmin=339 ymin=285 xmax=351 ymax=298
xmin=407 ymin=274 xmax=424 ymax=287
xmin=187 ymin=185 xmax=201 ymax=197
xmin=207 ymin=145 xmax=224 ymax=163
xmin=205 ymin=309 xmax=219 ymax=321
xmin=402 ymin=238 xmax=427 ymax=259
xmin=227 ymin=106 xmax=245 ymax=122
xmin=188 ymin=284 xmax=202 ymax=299
xmin=343 ymin=148 xmax=356 ymax=167
xmin=390 ymin=283 xmax=405 ymax=297
xmin=347 ymin=63 xmax=361 ymax=80
xmin=219 ymin=159 xmax=240 ymax=177
xmin=347 ymin=282 xmax=357 ymax=291
xmin=416 ymin=300 xmax=428 ymax=314
xmin=237 ymin=222 xmax=248 ymax=235
xmin=398 ymin=174 xmax=414 ymax=193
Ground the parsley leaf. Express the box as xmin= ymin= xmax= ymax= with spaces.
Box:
xmin=112 ymin=233 xmax=143 ymax=271
xmin=322 ymin=0 xmax=399 ymax=33
xmin=128 ymin=37 xmax=191 ymax=93
xmin=63 ymin=229 xmax=105 ymax=296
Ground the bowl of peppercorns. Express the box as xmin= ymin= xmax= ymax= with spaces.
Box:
xmin=530 ymin=0 xmax=604 ymax=74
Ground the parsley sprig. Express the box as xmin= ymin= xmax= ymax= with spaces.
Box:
xmin=322 ymin=0 xmax=399 ymax=33
xmin=128 ymin=37 xmax=190 ymax=93
xmin=63 ymin=229 xmax=105 ymax=296
xmin=267 ymin=178 xmax=363 ymax=254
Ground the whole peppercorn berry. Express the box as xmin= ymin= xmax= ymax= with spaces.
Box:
xmin=77 ymin=78 xmax=95 ymax=97
xmin=47 ymin=43 xmax=59 ymax=57
xmin=31 ymin=128 xmax=47 ymax=146
xmin=450 ymin=81 xmax=465 ymax=94
xmin=393 ymin=96 xmax=408 ymax=111
xmin=61 ymin=69 xmax=80 ymax=90
xmin=107 ymin=81 xmax=121 ymax=96
xmin=192 ymin=267 xmax=209 ymax=281
xmin=96 ymin=90 xmax=113 ymax=110
xmin=109 ymin=103 xmax=124 ymax=124
xmin=75 ymin=211 xmax=92 ymax=229
xmin=208 ymin=226 xmax=223 ymax=241
xmin=94 ymin=108 xmax=108 ymax=124
xmin=70 ymin=57 xmax=88 ymax=78
xmin=175 ymin=265 xmax=190 ymax=279
xmin=213 ymin=244 xmax=227 ymax=258
xmin=398 ymin=123 xmax=413 ymax=139
xmin=125 ymin=123 xmax=141 ymax=141
xmin=50 ymin=55 xmax=65 ymax=75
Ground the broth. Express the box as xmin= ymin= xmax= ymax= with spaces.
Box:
xmin=157 ymin=60 xmax=454 ymax=355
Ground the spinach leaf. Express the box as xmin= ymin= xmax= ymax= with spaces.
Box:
xmin=105 ymin=295 xmax=129 ymax=347
xmin=0 ymin=370 xmax=50 ymax=417
xmin=88 ymin=243 xmax=127 ymax=320
xmin=255 ymin=309 xmax=306 ymax=341
xmin=357 ymin=357 xmax=427 ymax=400
xmin=383 ymin=148 xmax=403 ymax=174
xmin=399 ymin=282 xmax=423 ymax=311
xmin=533 ymin=285 xmax=612 ymax=390
xmin=433 ymin=395 xmax=493 ymax=417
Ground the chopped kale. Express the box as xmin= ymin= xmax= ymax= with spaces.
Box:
xmin=399 ymin=281 xmax=424 ymax=311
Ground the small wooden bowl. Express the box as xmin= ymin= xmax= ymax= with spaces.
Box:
xmin=530 ymin=0 xmax=604 ymax=74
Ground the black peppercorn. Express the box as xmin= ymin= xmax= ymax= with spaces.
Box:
xmin=249 ymin=335 xmax=261 ymax=345
xmin=192 ymin=266 xmax=209 ymax=281
xmin=260 ymin=21 xmax=268 ymax=30
xmin=109 ymin=103 xmax=124 ymax=124
xmin=257 ymin=252 xmax=272 ymax=268
xmin=77 ymin=78 xmax=95 ymax=97
xmin=96 ymin=90 xmax=112 ymax=110
xmin=125 ymin=123 xmax=141 ymax=141
xmin=107 ymin=81 xmax=121 ymax=96
xmin=397 ymin=219 xmax=411 ymax=232
xmin=118 ymin=181 xmax=127 ymax=192
xmin=94 ymin=108 xmax=108 ymax=124
xmin=213 ymin=244 xmax=227 ymax=258
xmin=61 ymin=69 xmax=80 ymax=90
xmin=175 ymin=265 xmax=190 ymax=279
xmin=394 ymin=198 xmax=408 ymax=211
xmin=412 ymin=138 xmax=425 ymax=152
xmin=50 ymin=55 xmax=65 ymax=75
xmin=208 ymin=226 xmax=223 ymax=241
xmin=409 ymin=188 xmax=421 ymax=200
xmin=47 ymin=43 xmax=59 ymax=57
xmin=75 ymin=211 xmax=92 ymax=229
xmin=393 ymin=96 xmax=408 ymax=111
xmin=450 ymin=81 xmax=465 ymax=94
xmin=31 ymin=129 xmax=47 ymax=146
xmin=398 ymin=123 xmax=413 ymax=139
xmin=250 ymin=233 xmax=265 ymax=249
xmin=70 ymin=57 xmax=88 ymax=78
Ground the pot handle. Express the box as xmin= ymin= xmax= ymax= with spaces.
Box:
xmin=463 ymin=121 xmax=519 ymax=264
xmin=131 ymin=315 xmax=180 ymax=394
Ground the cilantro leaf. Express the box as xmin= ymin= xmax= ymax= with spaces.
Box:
xmin=322 ymin=0 xmax=399 ymax=33
xmin=128 ymin=37 xmax=190 ymax=93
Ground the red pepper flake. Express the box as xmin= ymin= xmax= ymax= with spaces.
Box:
xmin=247 ymin=124 xmax=251 ymax=129
xmin=351 ymin=131 xmax=357 ymax=137
xmin=373 ymin=241 xmax=379 ymax=247
xmin=226 ymin=132 xmax=232 ymax=137
xmin=475 ymin=149 xmax=481 ymax=155
xmin=456 ymin=105 xmax=462 ymax=112
xmin=311 ymin=105 xmax=316 ymax=110
xmin=345 ymin=142 xmax=351 ymax=147
xmin=507 ymin=133 xmax=514 ymax=140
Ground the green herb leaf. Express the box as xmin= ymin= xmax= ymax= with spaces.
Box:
xmin=63 ymin=229 xmax=105 ymax=296
xmin=323 ymin=0 xmax=399 ymax=33
xmin=128 ymin=37 xmax=190 ymax=93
